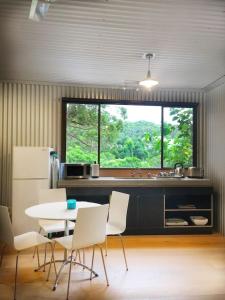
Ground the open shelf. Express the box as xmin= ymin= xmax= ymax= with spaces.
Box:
xmin=164 ymin=225 xmax=213 ymax=228
xmin=164 ymin=192 xmax=214 ymax=230
xmin=165 ymin=208 xmax=212 ymax=212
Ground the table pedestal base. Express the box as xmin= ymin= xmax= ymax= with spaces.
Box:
xmin=34 ymin=259 xmax=64 ymax=272
xmin=53 ymin=255 xmax=98 ymax=291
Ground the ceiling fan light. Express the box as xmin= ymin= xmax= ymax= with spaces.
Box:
xmin=139 ymin=53 xmax=159 ymax=89
xmin=139 ymin=78 xmax=159 ymax=88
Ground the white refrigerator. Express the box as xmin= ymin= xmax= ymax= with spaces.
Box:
xmin=12 ymin=146 xmax=58 ymax=235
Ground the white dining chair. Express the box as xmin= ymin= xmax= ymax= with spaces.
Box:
xmin=52 ymin=205 xmax=109 ymax=300
xmin=38 ymin=188 xmax=75 ymax=235
xmin=0 ymin=205 xmax=56 ymax=300
xmin=33 ymin=188 xmax=75 ymax=268
xmin=106 ymin=191 xmax=130 ymax=270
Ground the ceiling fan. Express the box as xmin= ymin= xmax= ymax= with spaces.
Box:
xmin=29 ymin=0 xmax=108 ymax=21
xmin=29 ymin=0 xmax=56 ymax=21
xmin=123 ymin=53 xmax=159 ymax=91
xmin=122 ymin=80 xmax=140 ymax=91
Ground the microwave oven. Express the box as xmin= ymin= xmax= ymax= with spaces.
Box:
xmin=61 ymin=163 xmax=91 ymax=179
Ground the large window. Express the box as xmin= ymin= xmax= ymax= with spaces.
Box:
xmin=62 ymin=100 xmax=197 ymax=169
xmin=66 ymin=103 xmax=98 ymax=163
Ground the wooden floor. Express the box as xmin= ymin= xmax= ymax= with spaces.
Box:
xmin=1 ymin=235 xmax=225 ymax=300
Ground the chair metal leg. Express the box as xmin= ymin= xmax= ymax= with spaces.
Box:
xmin=43 ymin=243 xmax=47 ymax=272
xmin=82 ymin=248 xmax=85 ymax=270
xmin=47 ymin=245 xmax=52 ymax=281
xmin=32 ymin=246 xmax=37 ymax=259
xmin=52 ymin=244 xmax=57 ymax=276
xmin=90 ymin=246 xmax=95 ymax=280
xmin=78 ymin=249 xmax=81 ymax=263
xmin=119 ymin=234 xmax=128 ymax=271
xmin=36 ymin=247 xmax=40 ymax=268
xmin=47 ymin=242 xmax=57 ymax=281
xmin=53 ymin=258 xmax=70 ymax=290
xmin=105 ymin=236 xmax=108 ymax=256
xmin=0 ymin=244 xmax=6 ymax=267
xmin=73 ymin=250 xmax=78 ymax=267
xmin=99 ymin=246 xmax=109 ymax=286
xmin=66 ymin=251 xmax=74 ymax=300
xmin=14 ymin=253 xmax=19 ymax=300
xmin=33 ymin=228 xmax=41 ymax=259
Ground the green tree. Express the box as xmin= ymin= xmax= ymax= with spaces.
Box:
xmin=66 ymin=104 xmax=99 ymax=162
xmin=66 ymin=104 xmax=126 ymax=164
xmin=163 ymin=107 xmax=193 ymax=167
xmin=66 ymin=104 xmax=193 ymax=169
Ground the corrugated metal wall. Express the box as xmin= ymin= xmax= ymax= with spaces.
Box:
xmin=204 ymin=82 xmax=225 ymax=234
xmin=0 ymin=81 xmax=204 ymax=211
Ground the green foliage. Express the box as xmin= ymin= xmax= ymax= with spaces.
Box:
xmin=66 ymin=104 xmax=98 ymax=163
xmin=67 ymin=145 xmax=97 ymax=163
xmin=163 ymin=108 xmax=193 ymax=167
xmin=66 ymin=104 xmax=193 ymax=168
xmin=99 ymin=118 xmax=162 ymax=167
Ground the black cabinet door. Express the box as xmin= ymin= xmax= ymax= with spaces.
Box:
xmin=67 ymin=186 xmax=139 ymax=234
xmin=66 ymin=187 xmax=111 ymax=204
xmin=137 ymin=188 xmax=164 ymax=234
xmin=124 ymin=192 xmax=138 ymax=234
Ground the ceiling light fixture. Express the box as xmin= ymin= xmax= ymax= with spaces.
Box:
xmin=29 ymin=0 xmax=55 ymax=21
xmin=139 ymin=53 xmax=159 ymax=89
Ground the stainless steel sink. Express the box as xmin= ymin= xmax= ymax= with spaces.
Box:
xmin=154 ymin=176 xmax=183 ymax=179
xmin=114 ymin=177 xmax=154 ymax=179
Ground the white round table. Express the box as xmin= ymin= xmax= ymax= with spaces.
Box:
xmin=25 ymin=201 xmax=100 ymax=235
xmin=25 ymin=201 xmax=101 ymax=276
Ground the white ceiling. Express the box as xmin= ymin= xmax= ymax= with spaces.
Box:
xmin=0 ymin=0 xmax=224 ymax=89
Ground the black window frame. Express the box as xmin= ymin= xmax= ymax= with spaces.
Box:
xmin=61 ymin=98 xmax=198 ymax=169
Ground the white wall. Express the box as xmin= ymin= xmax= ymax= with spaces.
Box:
xmin=0 ymin=81 xmax=204 ymax=212
xmin=204 ymin=82 xmax=225 ymax=234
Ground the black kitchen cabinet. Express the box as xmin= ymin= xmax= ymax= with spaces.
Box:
xmin=67 ymin=187 xmax=139 ymax=233
xmin=123 ymin=189 xmax=139 ymax=234
xmin=67 ymin=187 xmax=110 ymax=204
xmin=137 ymin=188 xmax=164 ymax=234
xmin=65 ymin=186 xmax=214 ymax=235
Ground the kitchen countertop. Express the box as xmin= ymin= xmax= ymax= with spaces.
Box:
xmin=58 ymin=177 xmax=212 ymax=188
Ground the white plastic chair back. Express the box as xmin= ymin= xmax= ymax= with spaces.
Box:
xmin=108 ymin=191 xmax=129 ymax=233
xmin=0 ymin=205 xmax=14 ymax=248
xmin=38 ymin=188 xmax=66 ymax=204
xmin=72 ymin=205 xmax=109 ymax=250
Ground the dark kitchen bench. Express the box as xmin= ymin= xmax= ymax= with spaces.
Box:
xmin=58 ymin=178 xmax=215 ymax=234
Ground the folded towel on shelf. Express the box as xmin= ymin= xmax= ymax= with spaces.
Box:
xmin=166 ymin=218 xmax=188 ymax=226
xmin=177 ymin=204 xmax=196 ymax=209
